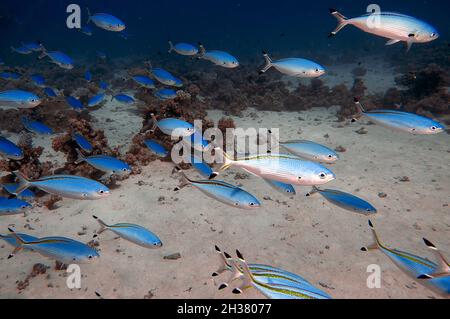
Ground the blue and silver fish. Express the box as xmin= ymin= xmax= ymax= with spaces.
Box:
xmin=189 ymin=156 xmax=219 ymax=180
xmin=144 ymin=139 xmax=169 ymax=158
xmin=12 ymin=171 xmax=110 ymax=200
xmin=198 ymin=44 xmax=239 ymax=68
xmin=362 ymin=221 xmax=449 ymax=296
xmin=260 ymin=52 xmax=325 ymax=78
xmin=85 ymin=70 xmax=92 ymax=82
xmin=22 ymin=41 xmax=43 ymax=52
xmin=150 ymin=114 xmax=195 ymax=137
xmin=1 ymin=183 xmax=35 ymax=199
xmin=88 ymin=93 xmax=105 ymax=107
xmin=10 ymin=45 xmax=32 ymax=55
xmin=132 ymin=75 xmax=155 ymax=89
xmin=354 ymin=99 xmax=445 ymax=135
xmin=213 ymin=246 xmax=311 ymax=286
xmin=215 ymin=148 xmax=336 ymax=186
xmin=75 ymin=149 xmax=131 ymax=177
xmin=72 ymin=133 xmax=93 ymax=153
xmin=112 ymin=94 xmax=135 ymax=105
xmin=168 ymin=41 xmax=199 ymax=56
xmin=173 ymin=167 xmax=260 ymax=210
xmin=31 ymin=74 xmax=45 ymax=87
xmin=274 ymin=136 xmax=339 ymax=164
xmin=0 ymin=233 xmax=39 ymax=249
xmin=39 ymin=48 xmax=74 ymax=70
xmin=0 ymin=90 xmax=41 ymax=109
xmin=0 ymin=197 xmax=31 ymax=216
xmin=0 ymin=136 xmax=23 ymax=160
xmin=219 ymin=249 xmax=331 ymax=299
xmin=155 ymin=88 xmax=178 ymax=101
xmin=263 ymin=179 xmax=296 ymax=196
xmin=7 ymin=229 xmax=99 ymax=264
xmin=307 ymin=186 xmax=377 ymax=215
xmin=182 ymin=130 xmax=211 ymax=152
xmin=93 ymin=216 xmax=162 ymax=248
xmin=0 ymin=72 xmax=21 ymax=80
xmin=151 ymin=67 xmax=183 ymax=87
xmin=22 ymin=117 xmax=53 ymax=135
xmin=87 ymin=8 xmax=126 ymax=32
xmin=43 ymin=87 xmax=58 ymax=98
xmin=66 ymin=96 xmax=84 ymax=111
xmin=329 ymin=9 xmax=439 ymax=51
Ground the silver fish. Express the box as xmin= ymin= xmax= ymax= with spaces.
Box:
xmin=329 ymin=9 xmax=439 ymax=51
xmin=93 ymin=216 xmax=162 ymax=248
xmin=13 ymin=171 xmax=110 ymax=200
xmin=215 ymin=148 xmax=336 ymax=186
xmin=173 ymin=167 xmax=260 ymax=210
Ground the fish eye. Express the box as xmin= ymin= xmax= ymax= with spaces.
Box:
xmin=88 ymin=255 xmax=93 ymax=259
xmin=122 ymin=168 xmax=128 ymax=171
xmin=234 ymin=202 xmax=239 ymax=206
xmin=319 ymin=173 xmax=326 ymax=179
xmin=298 ymin=176 xmax=302 ymax=180
xmin=431 ymin=126 xmax=436 ymax=130
xmin=431 ymin=32 xmax=436 ymax=37
xmin=315 ymin=68 xmax=319 ymax=72
xmin=328 ymin=155 xmax=333 ymax=158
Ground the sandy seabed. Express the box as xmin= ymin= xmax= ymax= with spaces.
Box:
xmin=0 ymin=98 xmax=449 ymax=299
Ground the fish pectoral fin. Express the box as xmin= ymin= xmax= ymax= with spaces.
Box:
xmin=385 ymin=39 xmax=401 ymax=46
xmin=361 ymin=243 xmax=379 ymax=252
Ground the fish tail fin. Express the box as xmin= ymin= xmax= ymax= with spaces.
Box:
xmin=417 ymin=238 xmax=450 ymax=280
xmin=259 ymin=51 xmax=273 ymax=74
xmin=306 ymin=186 xmax=320 ymax=197
xmin=86 ymin=7 xmax=92 ymax=24
xmin=197 ymin=42 xmax=206 ymax=59
xmin=7 ymin=228 xmax=27 ymax=259
xmin=230 ymin=250 xmax=254 ymax=295
xmin=172 ymin=166 xmax=191 ymax=191
xmin=93 ymin=215 xmax=109 ymax=235
xmin=12 ymin=171 xmax=32 ymax=196
xmin=168 ymin=41 xmax=174 ymax=53
xmin=216 ymin=250 xmax=245 ymax=290
xmin=353 ymin=97 xmax=366 ymax=113
xmin=37 ymin=47 xmax=47 ymax=60
xmin=214 ymin=147 xmax=234 ymax=172
xmin=74 ymin=148 xmax=86 ymax=165
xmin=212 ymin=245 xmax=232 ymax=277
xmin=328 ymin=8 xmax=349 ymax=38
xmin=361 ymin=220 xmax=382 ymax=252
xmin=149 ymin=113 xmax=158 ymax=132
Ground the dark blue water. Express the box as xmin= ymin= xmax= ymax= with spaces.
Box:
xmin=0 ymin=0 xmax=448 ymax=64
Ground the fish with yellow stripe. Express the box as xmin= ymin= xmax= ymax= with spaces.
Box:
xmin=93 ymin=216 xmax=162 ymax=248
xmin=173 ymin=167 xmax=260 ymax=210
xmin=214 ymin=247 xmax=331 ymax=299
xmin=362 ymin=220 xmax=450 ymax=296
xmin=5 ymin=228 xmax=99 ymax=264
xmin=214 ymin=148 xmax=335 ymax=186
